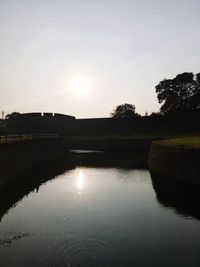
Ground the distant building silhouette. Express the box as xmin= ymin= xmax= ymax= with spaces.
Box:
xmin=6 ymin=112 xmax=76 ymax=134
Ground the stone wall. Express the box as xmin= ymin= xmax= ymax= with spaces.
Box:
xmin=7 ymin=112 xmax=76 ymax=134
xmin=148 ymin=141 xmax=200 ymax=184
xmin=0 ymin=139 xmax=69 ymax=189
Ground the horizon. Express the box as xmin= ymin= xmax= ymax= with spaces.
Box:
xmin=0 ymin=0 xmax=200 ymax=118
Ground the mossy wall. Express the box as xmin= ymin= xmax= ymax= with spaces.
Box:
xmin=148 ymin=141 xmax=200 ymax=184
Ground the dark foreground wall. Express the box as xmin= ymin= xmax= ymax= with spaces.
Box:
xmin=0 ymin=139 xmax=69 ymax=189
xmin=148 ymin=141 xmax=200 ymax=185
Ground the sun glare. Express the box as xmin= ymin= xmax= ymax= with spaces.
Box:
xmin=69 ymin=75 xmax=92 ymax=94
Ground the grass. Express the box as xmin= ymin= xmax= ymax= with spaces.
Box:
xmin=166 ymin=136 xmax=200 ymax=148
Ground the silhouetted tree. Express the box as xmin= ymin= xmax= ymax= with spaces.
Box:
xmin=5 ymin=112 xmax=20 ymax=120
xmin=155 ymin=72 xmax=200 ymax=114
xmin=5 ymin=112 xmax=20 ymax=132
xmin=111 ymin=103 xmax=138 ymax=118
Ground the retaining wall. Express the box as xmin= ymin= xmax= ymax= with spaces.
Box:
xmin=148 ymin=141 xmax=200 ymax=184
xmin=0 ymin=139 xmax=69 ymax=189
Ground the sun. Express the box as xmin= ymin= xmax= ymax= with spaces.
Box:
xmin=69 ymin=75 xmax=92 ymax=94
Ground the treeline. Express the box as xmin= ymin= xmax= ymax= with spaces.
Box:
xmin=1 ymin=71 xmax=200 ymax=136
xmin=111 ymin=72 xmax=200 ymax=118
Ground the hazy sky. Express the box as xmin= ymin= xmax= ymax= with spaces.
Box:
xmin=0 ymin=0 xmax=200 ymax=118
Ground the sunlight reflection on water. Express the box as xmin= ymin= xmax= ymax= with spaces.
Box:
xmin=77 ymin=169 xmax=84 ymax=194
xmin=1 ymin=167 xmax=200 ymax=267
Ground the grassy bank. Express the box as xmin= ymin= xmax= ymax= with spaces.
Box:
xmin=65 ymin=132 xmax=200 ymax=168
xmin=166 ymin=136 xmax=200 ymax=147
xmin=148 ymin=136 xmax=200 ymax=185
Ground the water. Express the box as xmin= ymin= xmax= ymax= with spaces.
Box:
xmin=1 ymin=158 xmax=200 ymax=266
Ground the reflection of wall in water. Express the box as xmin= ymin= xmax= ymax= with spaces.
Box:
xmin=0 ymin=157 xmax=75 ymax=222
xmin=151 ymin=172 xmax=200 ymax=221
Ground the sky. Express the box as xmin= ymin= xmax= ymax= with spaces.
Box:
xmin=0 ymin=0 xmax=200 ymax=118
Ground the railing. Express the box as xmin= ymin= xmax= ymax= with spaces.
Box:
xmin=0 ymin=133 xmax=59 ymax=144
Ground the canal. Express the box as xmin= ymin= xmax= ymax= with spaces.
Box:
xmin=0 ymin=152 xmax=200 ymax=267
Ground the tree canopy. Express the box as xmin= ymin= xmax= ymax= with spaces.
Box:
xmin=111 ymin=103 xmax=138 ymax=118
xmin=155 ymin=72 xmax=200 ymax=114
xmin=5 ymin=112 xmax=20 ymax=120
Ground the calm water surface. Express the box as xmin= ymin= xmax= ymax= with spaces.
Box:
xmin=0 ymin=166 xmax=200 ymax=267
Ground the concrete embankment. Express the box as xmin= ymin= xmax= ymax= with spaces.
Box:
xmin=66 ymin=137 xmax=153 ymax=151
xmin=0 ymin=139 xmax=69 ymax=189
xmin=148 ymin=140 xmax=200 ymax=185
xmin=66 ymin=138 xmax=154 ymax=167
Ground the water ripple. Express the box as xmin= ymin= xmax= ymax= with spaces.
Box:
xmin=42 ymin=237 xmax=111 ymax=267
